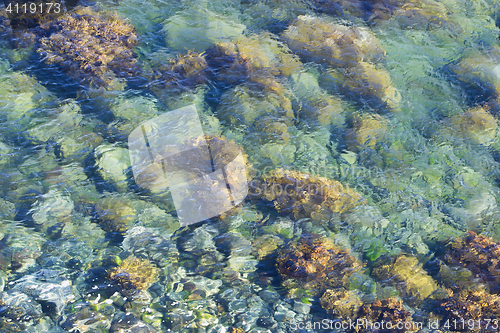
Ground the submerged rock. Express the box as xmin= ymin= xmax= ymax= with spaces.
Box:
xmin=311 ymin=0 xmax=457 ymax=31
xmin=0 ymin=198 xmax=15 ymax=221
xmin=95 ymin=196 xmax=136 ymax=234
xmin=106 ymin=94 xmax=160 ymax=139
xmin=148 ymin=52 xmax=208 ymax=102
xmin=321 ymin=62 xmax=401 ymax=112
xmin=31 ymin=189 xmax=74 ymax=226
xmin=444 ymin=231 xmax=500 ymax=293
xmin=110 ymin=313 xmax=158 ymax=332
xmin=0 ymin=233 xmax=41 ymax=273
xmin=108 ymin=256 xmax=159 ymax=291
xmin=320 ymin=289 xmax=364 ymax=319
xmin=37 ymin=6 xmax=139 ymax=91
xmin=282 ymin=15 xmax=385 ymax=68
xmin=282 ymin=16 xmax=401 ymax=112
xmin=295 ymin=92 xmax=344 ymax=130
xmin=320 ymin=290 xmax=415 ymax=331
xmin=163 ymin=281 xmax=221 ymax=330
xmin=122 ymin=226 xmax=179 ymax=269
xmin=252 ymin=234 xmax=283 ymax=260
xmin=59 ymin=302 xmax=113 ymax=333
xmin=228 ymin=32 xmax=302 ymax=77
xmin=357 ymin=298 xmax=416 ymax=332
xmin=95 ymin=144 xmax=131 ymax=193
xmin=252 ymin=168 xmax=365 ymax=220
xmin=437 ymin=288 xmax=500 ymax=329
xmin=207 ymin=32 xmax=301 ymax=106
xmin=163 ymin=6 xmax=245 ymax=52
xmin=27 ymin=100 xmax=103 ymax=162
xmin=345 ymin=113 xmax=389 ymax=151
xmin=0 ymin=291 xmax=43 ymax=331
xmin=277 ymin=233 xmax=362 ymax=296
xmin=446 ymin=47 xmax=500 ymax=106
xmin=9 ymin=269 xmax=74 ymax=316
xmin=449 ymin=105 xmax=498 ymax=146
xmin=131 ymin=133 xmax=249 ymax=204
xmin=372 ymin=255 xmax=438 ymax=304
xmin=206 ymin=31 xmax=302 ymax=80
xmin=0 ymin=71 xmax=54 ymax=124
xmin=216 ymin=83 xmax=294 ymax=128
xmin=0 ymin=141 xmax=14 ymax=170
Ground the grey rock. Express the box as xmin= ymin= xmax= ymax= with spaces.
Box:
xmin=207 ymin=324 xmax=228 ymax=333
xmin=31 ymin=190 xmax=74 ymax=226
xmin=183 ymin=224 xmax=218 ymax=253
xmin=110 ymin=313 xmax=158 ymax=333
xmin=0 ymin=198 xmax=15 ymax=221
xmin=95 ymin=143 xmax=131 ymax=193
xmin=124 ymin=290 xmax=153 ymax=318
xmin=122 ymin=226 xmax=179 ymax=269
xmin=237 ymin=308 xmax=260 ymax=331
xmin=293 ymin=300 xmax=311 ymax=315
xmin=0 ymin=290 xmax=43 ymax=321
xmin=184 ymin=276 xmax=222 ymax=297
xmin=11 ymin=269 xmax=74 ymax=316
xmin=227 ymin=256 xmax=259 ymax=273
xmin=215 ymin=232 xmax=252 ymax=257
xmin=274 ymin=302 xmax=295 ymax=322
xmin=228 ymin=299 xmax=247 ymax=313
xmin=59 ymin=303 xmax=112 ymax=332
xmin=246 ymin=295 xmax=266 ymax=309
xmin=259 ymin=290 xmax=280 ymax=304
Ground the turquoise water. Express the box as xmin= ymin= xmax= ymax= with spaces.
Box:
xmin=1 ymin=0 xmax=500 ymax=332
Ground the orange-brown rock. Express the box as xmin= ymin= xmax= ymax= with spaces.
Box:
xmin=439 ymin=289 xmax=500 ymax=331
xmin=255 ymin=168 xmax=365 ymax=220
xmin=277 ymin=233 xmax=362 ymax=295
xmin=444 ymin=231 xmax=500 ymax=293
xmin=108 ymin=256 xmax=159 ymax=291
xmin=148 ymin=51 xmax=208 ymax=99
xmin=37 ymin=7 xmax=138 ymax=90
xmin=358 ymin=298 xmax=417 ymax=332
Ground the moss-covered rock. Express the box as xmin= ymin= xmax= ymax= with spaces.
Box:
xmin=437 ymin=289 xmax=500 ymax=330
xmin=346 ymin=113 xmax=389 ymax=151
xmin=295 ymin=92 xmax=345 ymax=130
xmin=445 ymin=47 xmax=500 ymax=106
xmin=282 ymin=15 xmax=385 ymax=68
xmin=216 ymin=83 xmax=294 ymax=128
xmin=253 ymin=168 xmax=365 ymax=220
xmin=372 ymin=255 xmax=438 ymax=305
xmin=320 ymin=289 xmax=363 ymax=319
xmin=147 ymin=52 xmax=208 ymax=103
xmin=358 ymin=298 xmax=416 ymax=332
xmin=95 ymin=197 xmax=136 ymax=234
xmin=322 ymin=62 xmax=401 ymax=112
xmin=450 ymin=105 xmax=498 ymax=146
xmin=108 ymin=256 xmax=159 ymax=291
xmin=277 ymin=233 xmax=362 ymax=296
xmin=0 ymin=71 xmax=54 ymax=124
xmin=444 ymin=231 xmax=500 ymax=293
xmin=37 ymin=6 xmax=139 ymax=91
xmin=252 ymin=234 xmax=283 ymax=260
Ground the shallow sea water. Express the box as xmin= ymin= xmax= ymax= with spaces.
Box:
xmin=1 ymin=0 xmax=500 ymax=332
